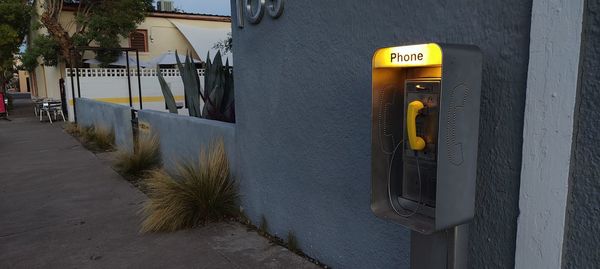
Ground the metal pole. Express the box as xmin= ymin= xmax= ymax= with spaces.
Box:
xmin=410 ymin=224 xmax=469 ymax=269
xmin=135 ymin=50 xmax=143 ymax=110
xmin=74 ymin=49 xmax=83 ymax=121
xmin=448 ymin=224 xmax=469 ymax=268
xmin=75 ymin=66 xmax=81 ymax=98
xmin=125 ymin=51 xmax=133 ymax=108
xmin=69 ymin=58 xmax=77 ymax=123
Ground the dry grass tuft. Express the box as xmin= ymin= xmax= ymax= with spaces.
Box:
xmin=114 ymin=134 xmax=161 ymax=178
xmin=258 ymin=215 xmax=269 ymax=235
xmin=140 ymin=139 xmax=238 ymax=233
xmin=78 ymin=126 xmax=94 ymax=141
xmin=88 ymin=127 xmax=115 ymax=151
xmin=287 ymin=231 xmax=299 ymax=253
xmin=64 ymin=123 xmax=114 ymax=152
xmin=63 ymin=122 xmax=81 ymax=136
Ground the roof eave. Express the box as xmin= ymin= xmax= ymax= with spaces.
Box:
xmin=148 ymin=12 xmax=231 ymax=22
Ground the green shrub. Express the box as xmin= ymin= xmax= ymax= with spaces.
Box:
xmin=114 ymin=134 xmax=161 ymax=178
xmin=140 ymin=139 xmax=238 ymax=233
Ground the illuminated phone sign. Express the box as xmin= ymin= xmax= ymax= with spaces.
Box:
xmin=391 ymin=52 xmax=424 ymax=63
xmin=373 ymin=43 xmax=443 ymax=68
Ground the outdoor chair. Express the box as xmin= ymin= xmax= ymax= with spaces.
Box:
xmin=32 ymin=97 xmax=47 ymax=117
xmin=39 ymin=100 xmax=66 ymax=124
xmin=33 ymin=100 xmax=43 ymax=117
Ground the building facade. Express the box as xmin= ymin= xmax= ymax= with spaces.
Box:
xmin=230 ymin=0 xmax=597 ymax=268
xmin=26 ymin=1 xmax=230 ymax=99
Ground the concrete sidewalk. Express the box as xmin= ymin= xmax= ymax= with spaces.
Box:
xmin=0 ymin=99 xmax=317 ymax=269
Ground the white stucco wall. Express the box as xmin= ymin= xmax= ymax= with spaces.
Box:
xmin=64 ymin=68 xmax=205 ymax=121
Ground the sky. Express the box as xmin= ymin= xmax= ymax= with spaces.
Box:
xmin=172 ymin=0 xmax=231 ymax=16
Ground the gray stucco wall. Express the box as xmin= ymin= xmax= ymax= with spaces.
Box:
xmin=231 ymin=1 xmax=531 ymax=268
xmin=75 ymin=98 xmax=133 ymax=151
xmin=137 ymin=110 xmax=235 ymax=173
xmin=563 ymin=1 xmax=600 ymax=267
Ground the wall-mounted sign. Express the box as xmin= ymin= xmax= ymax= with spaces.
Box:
xmin=236 ymin=0 xmax=284 ymax=28
xmin=372 ymin=43 xmax=442 ymax=68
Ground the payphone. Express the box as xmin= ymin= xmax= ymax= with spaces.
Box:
xmin=371 ymin=43 xmax=482 ymax=235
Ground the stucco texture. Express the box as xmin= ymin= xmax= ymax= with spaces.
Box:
xmin=75 ymin=98 xmax=133 ymax=151
xmin=231 ymin=1 xmax=531 ymax=268
xmin=563 ymin=1 xmax=600 ymax=267
xmin=137 ymin=110 xmax=235 ymax=173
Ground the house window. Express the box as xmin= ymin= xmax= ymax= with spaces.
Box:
xmin=129 ymin=30 xmax=148 ymax=52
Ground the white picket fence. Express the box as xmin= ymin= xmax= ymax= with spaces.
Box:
xmin=65 ymin=68 xmax=205 ymax=77
xmin=65 ymin=68 xmax=205 ymax=121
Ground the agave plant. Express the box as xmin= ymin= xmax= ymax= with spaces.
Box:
xmin=175 ymin=52 xmax=203 ymax=117
xmin=156 ymin=51 xmax=235 ymax=123
xmin=157 ymin=65 xmax=178 ymax=114
xmin=202 ymin=51 xmax=235 ymax=123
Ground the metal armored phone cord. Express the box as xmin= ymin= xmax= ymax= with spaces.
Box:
xmin=387 ymin=140 xmax=424 ymax=217
xmin=378 ymin=86 xmax=399 ymax=155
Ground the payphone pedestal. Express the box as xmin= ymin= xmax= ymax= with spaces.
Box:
xmin=411 ymin=224 xmax=469 ymax=269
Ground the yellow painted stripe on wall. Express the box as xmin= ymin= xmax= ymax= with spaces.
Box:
xmin=69 ymin=96 xmax=184 ymax=105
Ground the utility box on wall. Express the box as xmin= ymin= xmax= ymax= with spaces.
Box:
xmin=371 ymin=43 xmax=482 ymax=234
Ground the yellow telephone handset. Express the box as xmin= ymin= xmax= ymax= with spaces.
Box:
xmin=407 ymin=100 xmax=426 ymax=151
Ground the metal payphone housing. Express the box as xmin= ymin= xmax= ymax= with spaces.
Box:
xmin=371 ymin=43 xmax=482 ymax=234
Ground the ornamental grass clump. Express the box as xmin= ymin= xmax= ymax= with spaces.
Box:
xmin=81 ymin=126 xmax=114 ymax=152
xmin=140 ymin=139 xmax=238 ymax=233
xmin=63 ymin=122 xmax=81 ymax=136
xmin=114 ymin=134 xmax=161 ymax=178
xmin=287 ymin=231 xmax=299 ymax=253
xmin=64 ymin=123 xmax=114 ymax=152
